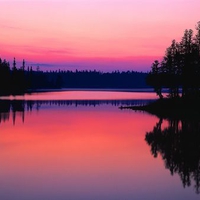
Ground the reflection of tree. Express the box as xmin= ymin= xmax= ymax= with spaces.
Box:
xmin=0 ymin=100 xmax=26 ymax=125
xmin=146 ymin=117 xmax=200 ymax=194
xmin=0 ymin=99 xmax=152 ymax=125
xmin=0 ymin=101 xmax=11 ymax=124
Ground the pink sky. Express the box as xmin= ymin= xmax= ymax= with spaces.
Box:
xmin=0 ymin=0 xmax=200 ymax=71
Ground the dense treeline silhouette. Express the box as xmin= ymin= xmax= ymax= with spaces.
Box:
xmin=146 ymin=117 xmax=200 ymax=194
xmin=0 ymin=57 xmax=149 ymax=95
xmin=0 ymin=58 xmax=27 ymax=95
xmin=57 ymin=70 xmax=147 ymax=88
xmin=146 ymin=22 xmax=200 ymax=99
xmin=29 ymin=69 xmax=148 ymax=89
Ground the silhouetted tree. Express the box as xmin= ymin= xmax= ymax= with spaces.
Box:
xmin=0 ymin=56 xmax=150 ymax=95
xmin=146 ymin=60 xmax=163 ymax=99
xmin=10 ymin=58 xmax=27 ymax=94
xmin=0 ymin=59 xmax=11 ymax=95
xmin=147 ymin=22 xmax=200 ymax=99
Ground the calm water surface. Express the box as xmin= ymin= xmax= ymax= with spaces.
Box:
xmin=0 ymin=91 xmax=199 ymax=200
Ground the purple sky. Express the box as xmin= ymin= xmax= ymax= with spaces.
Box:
xmin=0 ymin=0 xmax=200 ymax=71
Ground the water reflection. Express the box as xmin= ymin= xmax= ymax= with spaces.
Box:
xmin=0 ymin=99 xmax=152 ymax=125
xmin=0 ymin=99 xmax=161 ymax=200
xmin=146 ymin=117 xmax=200 ymax=194
xmin=0 ymin=97 xmax=199 ymax=199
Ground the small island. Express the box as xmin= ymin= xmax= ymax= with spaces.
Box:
xmin=122 ymin=22 xmax=200 ymax=118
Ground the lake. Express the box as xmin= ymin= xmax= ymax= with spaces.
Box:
xmin=0 ymin=91 xmax=199 ymax=200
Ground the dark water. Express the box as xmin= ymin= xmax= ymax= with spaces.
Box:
xmin=0 ymin=91 xmax=199 ymax=200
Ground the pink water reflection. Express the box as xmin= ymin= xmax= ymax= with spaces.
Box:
xmin=0 ymin=104 xmax=197 ymax=200
xmin=0 ymin=90 xmax=158 ymax=101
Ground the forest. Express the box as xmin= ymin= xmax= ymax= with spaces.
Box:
xmin=146 ymin=22 xmax=200 ymax=99
xmin=0 ymin=57 xmax=148 ymax=95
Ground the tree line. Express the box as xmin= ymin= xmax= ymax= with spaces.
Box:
xmin=0 ymin=58 xmax=149 ymax=95
xmin=146 ymin=22 xmax=200 ymax=99
xmin=51 ymin=70 xmax=148 ymax=89
xmin=0 ymin=58 xmax=27 ymax=95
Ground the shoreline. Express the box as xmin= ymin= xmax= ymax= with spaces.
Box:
xmin=120 ymin=98 xmax=200 ymax=120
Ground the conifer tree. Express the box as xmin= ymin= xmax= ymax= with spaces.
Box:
xmin=146 ymin=22 xmax=200 ymax=99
